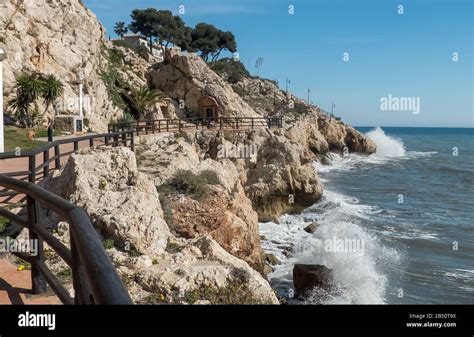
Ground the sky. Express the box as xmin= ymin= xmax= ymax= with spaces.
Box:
xmin=83 ymin=0 xmax=473 ymax=127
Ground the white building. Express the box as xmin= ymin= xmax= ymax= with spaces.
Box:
xmin=114 ymin=35 xmax=164 ymax=59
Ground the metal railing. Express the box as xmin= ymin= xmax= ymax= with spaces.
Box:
xmin=0 ymin=175 xmax=132 ymax=304
xmin=0 ymin=130 xmax=134 ymax=304
xmin=108 ymin=116 xmax=284 ymax=136
xmin=0 ymin=131 xmax=134 ymax=204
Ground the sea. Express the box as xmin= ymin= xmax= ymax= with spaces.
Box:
xmin=260 ymin=127 xmax=474 ymax=304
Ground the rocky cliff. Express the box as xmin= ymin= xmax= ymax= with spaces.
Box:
xmin=0 ymin=0 xmax=122 ymax=131
xmin=43 ymin=147 xmax=279 ymax=304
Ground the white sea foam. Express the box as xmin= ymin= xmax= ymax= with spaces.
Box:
xmin=314 ymin=128 xmax=438 ymax=173
xmin=260 ymin=189 xmax=400 ymax=304
xmin=366 ymin=127 xmax=406 ymax=157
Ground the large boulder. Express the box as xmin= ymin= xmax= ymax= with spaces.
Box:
xmin=293 ymin=264 xmax=334 ymax=296
xmin=45 ymin=147 xmax=171 ymax=256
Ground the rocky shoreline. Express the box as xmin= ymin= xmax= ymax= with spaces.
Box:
xmin=1 ymin=0 xmax=376 ymax=304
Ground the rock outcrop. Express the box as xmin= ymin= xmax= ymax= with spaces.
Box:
xmin=112 ymin=235 xmax=278 ymax=304
xmin=41 ymin=146 xmax=278 ymax=304
xmin=148 ymin=51 xmax=260 ymax=118
xmin=0 ymin=0 xmax=121 ymax=131
xmin=137 ymin=133 xmax=264 ymax=270
xmin=45 ymin=147 xmax=171 ymax=256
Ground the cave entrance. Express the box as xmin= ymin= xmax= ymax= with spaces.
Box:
xmin=198 ymin=96 xmax=219 ymax=121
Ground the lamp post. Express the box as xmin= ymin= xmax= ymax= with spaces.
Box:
xmin=0 ymin=47 xmax=6 ymax=153
xmin=77 ymin=70 xmax=84 ymax=118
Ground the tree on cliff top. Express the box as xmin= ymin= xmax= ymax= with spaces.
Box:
xmin=129 ymin=8 xmax=159 ymax=53
xmin=114 ymin=21 xmax=129 ymax=40
xmin=127 ymin=8 xmax=237 ymax=62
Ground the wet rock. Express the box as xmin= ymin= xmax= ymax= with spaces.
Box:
xmin=304 ymin=223 xmax=318 ymax=234
xmin=293 ymin=264 xmax=333 ymax=296
xmin=264 ymin=253 xmax=280 ymax=266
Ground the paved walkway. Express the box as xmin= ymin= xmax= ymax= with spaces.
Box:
xmin=0 ymin=259 xmax=60 ymax=305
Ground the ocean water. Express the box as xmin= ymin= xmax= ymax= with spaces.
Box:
xmin=260 ymin=127 xmax=474 ymax=304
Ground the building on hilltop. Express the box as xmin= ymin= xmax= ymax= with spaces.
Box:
xmin=112 ymin=35 xmax=163 ymax=59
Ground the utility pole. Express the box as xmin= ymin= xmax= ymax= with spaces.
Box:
xmin=307 ymin=89 xmax=310 ymax=105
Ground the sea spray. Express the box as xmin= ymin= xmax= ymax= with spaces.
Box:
xmin=366 ymin=127 xmax=406 ymax=157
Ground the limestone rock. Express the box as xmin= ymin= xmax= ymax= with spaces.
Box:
xmin=112 ymin=236 xmax=279 ymax=304
xmin=45 ymin=147 xmax=171 ymax=256
xmin=0 ymin=0 xmax=121 ymax=132
xmin=137 ymin=133 xmax=264 ymax=269
xmin=148 ymin=52 xmax=260 ymax=118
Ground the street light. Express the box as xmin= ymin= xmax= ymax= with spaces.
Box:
xmin=77 ymin=70 xmax=85 ymax=118
xmin=0 ymin=47 xmax=7 ymax=153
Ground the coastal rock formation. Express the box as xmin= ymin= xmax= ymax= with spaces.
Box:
xmin=137 ymin=133 xmax=263 ymax=269
xmin=242 ymin=128 xmax=324 ymax=222
xmin=45 ymin=147 xmax=171 ymax=256
xmin=112 ymin=236 xmax=279 ymax=304
xmin=0 ymin=0 xmax=121 ymax=131
xmin=40 ymin=147 xmax=277 ymax=304
xmin=148 ymin=51 xmax=260 ymax=118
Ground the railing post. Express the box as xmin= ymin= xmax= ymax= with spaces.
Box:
xmin=178 ymin=120 xmax=182 ymax=132
xmin=130 ymin=132 xmax=135 ymax=152
xmin=74 ymin=141 xmax=79 ymax=152
xmin=27 ymin=195 xmax=47 ymax=295
xmin=105 ymin=135 xmax=109 ymax=146
xmin=54 ymin=145 xmax=61 ymax=170
xmin=70 ymin=235 xmax=93 ymax=304
xmin=252 ymin=119 xmax=254 ymax=129
xmin=166 ymin=120 xmax=169 ymax=132
xmin=89 ymin=138 xmax=94 ymax=148
xmin=152 ymin=121 xmax=155 ymax=134
xmin=236 ymin=119 xmax=239 ymax=130
xmin=29 ymin=155 xmax=36 ymax=184
xmin=158 ymin=120 xmax=161 ymax=133
xmin=43 ymin=149 xmax=49 ymax=179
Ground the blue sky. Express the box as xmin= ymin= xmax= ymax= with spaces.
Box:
xmin=83 ymin=0 xmax=473 ymax=127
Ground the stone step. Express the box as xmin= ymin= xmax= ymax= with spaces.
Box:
xmin=0 ymin=259 xmax=61 ymax=305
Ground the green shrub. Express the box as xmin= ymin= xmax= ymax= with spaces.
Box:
xmin=112 ymin=40 xmax=150 ymax=60
xmin=103 ymin=239 xmax=115 ymax=250
xmin=171 ymin=170 xmax=221 ymax=201
xmin=174 ymin=131 xmax=191 ymax=143
xmin=118 ymin=112 xmax=136 ymax=124
xmin=211 ymin=58 xmax=250 ymax=84
xmin=158 ymin=194 xmax=174 ymax=227
xmin=198 ymin=170 xmax=221 ymax=186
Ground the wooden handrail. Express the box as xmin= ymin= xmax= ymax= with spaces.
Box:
xmin=0 ymin=175 xmax=133 ymax=305
xmin=108 ymin=117 xmax=284 ymax=136
xmin=0 ymin=131 xmax=134 ymax=160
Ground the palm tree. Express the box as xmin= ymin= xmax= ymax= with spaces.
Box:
xmin=8 ymin=73 xmax=44 ymax=127
xmin=41 ymin=74 xmax=64 ymax=141
xmin=122 ymin=86 xmax=168 ymax=121
xmin=42 ymin=75 xmax=64 ymax=114
xmin=114 ymin=22 xmax=128 ymax=40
